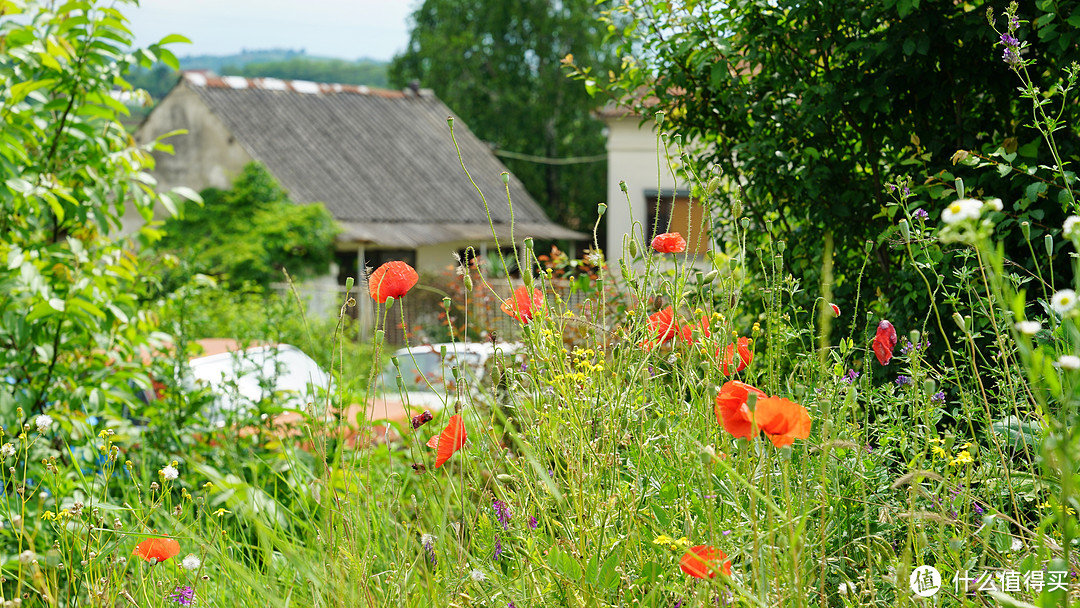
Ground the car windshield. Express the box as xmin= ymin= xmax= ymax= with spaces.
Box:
xmin=381 ymin=351 xmax=482 ymax=394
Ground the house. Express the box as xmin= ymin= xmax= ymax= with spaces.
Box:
xmin=135 ymin=72 xmax=584 ymax=282
xmin=599 ymin=103 xmax=711 ymax=264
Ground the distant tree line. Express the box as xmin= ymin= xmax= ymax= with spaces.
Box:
xmin=124 ymin=55 xmax=389 ymax=103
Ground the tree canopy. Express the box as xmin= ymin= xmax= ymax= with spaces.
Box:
xmin=156 ymin=163 xmax=339 ymax=290
xmin=580 ymin=0 xmax=1079 ymax=315
xmin=390 ymin=0 xmax=616 ymax=234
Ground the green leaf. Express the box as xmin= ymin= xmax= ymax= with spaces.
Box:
xmin=547 ymin=547 xmax=582 ymax=580
xmin=157 ymin=33 xmax=191 ymax=46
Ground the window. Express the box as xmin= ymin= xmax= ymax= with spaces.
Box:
xmin=646 ymin=191 xmax=709 ymax=254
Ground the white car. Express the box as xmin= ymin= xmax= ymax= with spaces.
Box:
xmin=369 ymin=342 xmax=522 ymax=423
xmin=186 ymin=342 xmax=332 ymax=424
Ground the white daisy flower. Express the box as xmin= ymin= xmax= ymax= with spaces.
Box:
xmin=1057 ymin=355 xmax=1080 ymax=370
xmin=35 ymin=415 xmax=53 ymax=434
xmin=1064 ymin=216 xmax=1080 ymax=240
xmin=1014 ymin=320 xmax=1041 ymax=335
xmin=1052 ymin=289 xmax=1077 ymax=314
xmin=941 ymin=198 xmax=983 ymax=224
xmin=160 ymin=465 xmax=179 ymax=481
xmin=181 ymin=554 xmax=201 ymax=571
xmin=0 ymin=443 xmax=15 ymax=459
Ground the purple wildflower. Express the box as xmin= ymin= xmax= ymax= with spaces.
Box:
xmin=493 ymin=536 xmax=503 ymax=560
xmin=913 ymin=208 xmax=929 ymax=221
xmin=509 ymin=603 xmax=516 ymax=608
xmin=1000 ymin=33 xmax=1019 ymax=47
xmin=422 ymin=534 xmax=437 ymax=565
xmin=721 ymin=529 xmax=732 ymax=536
xmin=842 ymin=369 xmax=860 ymax=384
xmin=648 ymin=365 xmax=655 ymax=377
xmin=170 ymin=586 xmax=194 ymax=606
xmin=974 ymin=502 xmax=984 ymax=515
xmin=895 ymin=375 xmax=912 ymax=386
xmin=493 ymin=499 xmax=511 ymax=530
xmin=1003 ymin=46 xmax=1021 ymax=67
xmin=931 ymin=391 xmax=945 ymax=403
xmin=528 ymin=515 xmax=538 ymax=529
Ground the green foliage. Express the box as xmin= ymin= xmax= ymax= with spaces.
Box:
xmin=577 ymin=0 xmax=1079 ymax=328
xmin=156 ymin=163 xmax=339 ymax=290
xmin=390 ymin=0 xmax=614 ymax=233
xmin=0 ymin=0 xmax=184 ymax=419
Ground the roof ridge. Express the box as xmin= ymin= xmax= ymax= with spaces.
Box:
xmin=181 ymin=71 xmax=429 ymax=99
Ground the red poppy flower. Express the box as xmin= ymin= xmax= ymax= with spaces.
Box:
xmin=719 ymin=337 xmax=753 ymax=375
xmin=829 ymin=303 xmax=840 ymax=317
xmin=714 ymin=380 xmax=766 ymax=439
xmin=679 ymin=545 xmax=731 ymax=579
xmin=679 ymin=315 xmax=712 ymax=344
xmin=501 ymin=286 xmax=544 ymax=323
xmin=368 ymin=261 xmax=419 ymax=303
xmin=651 ymin=232 xmax=687 ymax=253
xmin=754 ymin=396 xmax=812 ymax=447
xmin=133 ymin=537 xmax=180 ymax=563
xmin=641 ymin=306 xmax=679 ymax=349
xmin=872 ymin=320 xmax=898 ymax=366
xmin=428 ymin=413 xmax=466 ymax=468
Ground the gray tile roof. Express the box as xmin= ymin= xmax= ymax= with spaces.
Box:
xmin=179 ymin=73 xmax=583 ymax=241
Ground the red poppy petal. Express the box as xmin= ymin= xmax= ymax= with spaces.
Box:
xmin=651 ymin=232 xmax=687 ymax=253
xmin=134 ymin=537 xmax=180 ymax=562
xmin=679 ymin=545 xmax=730 ymax=578
xmin=434 ymin=414 xmax=466 ymax=468
xmin=369 ymin=261 xmax=419 ymax=303
xmin=872 ymin=320 xmax=898 ymax=365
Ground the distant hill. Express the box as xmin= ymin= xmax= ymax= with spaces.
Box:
xmin=178 ymin=49 xmax=355 ymax=73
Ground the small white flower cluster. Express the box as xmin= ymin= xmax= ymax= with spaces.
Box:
xmin=1014 ymin=320 xmax=1041 ymax=335
xmin=941 ymin=198 xmax=1004 ymax=225
xmin=35 ymin=415 xmax=53 ymax=434
xmin=0 ymin=443 xmax=15 ymax=460
xmin=160 ymin=465 xmax=179 ymax=481
xmin=1057 ymin=355 xmax=1080 ymax=370
xmin=1064 ymin=216 xmax=1080 ymax=240
xmin=1052 ymin=289 xmax=1077 ymax=315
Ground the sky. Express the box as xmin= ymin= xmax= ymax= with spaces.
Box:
xmin=127 ymin=0 xmax=416 ymax=61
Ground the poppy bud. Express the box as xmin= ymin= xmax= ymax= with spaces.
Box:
xmin=655 ymin=111 xmax=665 ymax=127
xmin=447 ymin=116 xmax=454 ymax=127
xmin=442 ymin=297 xmax=451 ymax=309
xmin=1045 ymin=233 xmax=1053 ymax=257
xmin=922 ymin=378 xmax=937 ymax=397
xmin=597 ymin=202 xmax=607 ymax=217
xmin=500 ymin=172 xmax=509 ymax=185
xmin=463 ymin=273 xmax=473 ymax=291
xmin=344 ymin=277 xmax=354 ymax=292
xmin=909 ymin=329 xmax=920 ymax=344
xmin=619 ymin=180 xmax=628 ymax=193
xmin=703 ymin=270 xmax=718 ymax=283
xmin=374 ymin=329 xmax=384 ymax=348
xmin=740 ymin=217 xmax=749 ymax=230
xmin=1021 ymin=221 xmax=1031 ymax=241
xmin=745 ymin=391 xmax=758 ymax=412
xmin=952 ymin=312 xmax=967 ymax=333
xmin=706 ymin=176 xmax=721 ymax=195
xmin=777 ymin=240 xmax=786 ymax=254
xmin=627 ymin=240 xmax=638 ymax=258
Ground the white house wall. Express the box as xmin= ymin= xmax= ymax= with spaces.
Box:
xmin=604 ymin=115 xmax=687 ymax=263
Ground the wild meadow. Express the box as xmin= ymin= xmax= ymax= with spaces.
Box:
xmin=2 ymin=0 xmax=1080 ymax=606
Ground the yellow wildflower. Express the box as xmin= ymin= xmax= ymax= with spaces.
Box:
xmin=652 ymin=534 xmax=673 ymax=546
xmin=213 ymin=508 xmax=231 ymax=517
xmin=949 ymin=450 xmax=974 ymax=466
xmin=931 ymin=446 xmax=947 ymax=459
